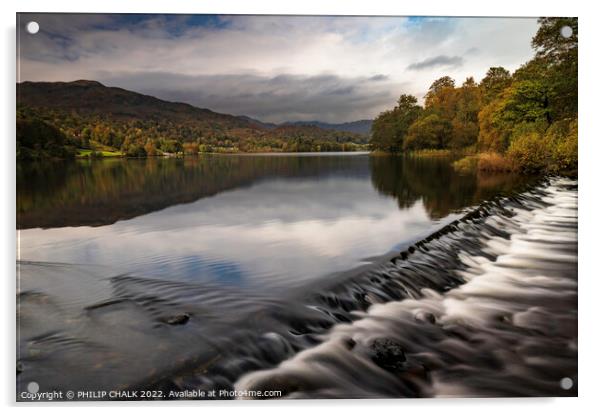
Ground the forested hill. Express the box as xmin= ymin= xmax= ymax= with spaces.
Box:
xmin=16 ymin=81 xmax=368 ymax=159
xmin=17 ymin=80 xmax=253 ymax=127
xmin=229 ymin=116 xmax=372 ymax=135
xmin=284 ymin=120 xmax=373 ymax=135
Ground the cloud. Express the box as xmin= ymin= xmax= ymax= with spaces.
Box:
xmin=17 ymin=14 xmax=540 ymax=122
xmin=407 ymin=55 xmax=464 ymax=71
xmin=369 ymin=74 xmax=388 ymax=81
xmin=101 ymin=72 xmax=408 ymax=123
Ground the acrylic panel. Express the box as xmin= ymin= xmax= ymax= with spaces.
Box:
xmin=16 ymin=13 xmax=578 ymax=401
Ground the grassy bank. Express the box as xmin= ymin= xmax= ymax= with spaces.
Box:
xmin=409 ymin=149 xmax=455 ymax=157
xmin=453 ymin=153 xmax=515 ymax=174
xmin=77 ymin=149 xmax=124 ymax=158
xmin=370 ymin=148 xmax=472 ymax=158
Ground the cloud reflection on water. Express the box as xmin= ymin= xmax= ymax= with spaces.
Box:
xmin=20 ymin=176 xmax=439 ymax=289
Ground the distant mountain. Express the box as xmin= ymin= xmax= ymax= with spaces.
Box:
xmin=236 ymin=115 xmax=278 ymax=130
xmin=283 ymin=120 xmax=373 ymax=135
xmin=17 ymin=80 xmax=368 ymax=159
xmin=237 ymin=116 xmax=372 ymax=135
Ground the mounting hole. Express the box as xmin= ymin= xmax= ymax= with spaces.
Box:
xmin=560 ymin=25 xmax=573 ymax=39
xmin=27 ymin=381 xmax=39 ymax=393
xmin=560 ymin=377 xmax=573 ymax=390
xmin=26 ymin=21 xmax=39 ymax=35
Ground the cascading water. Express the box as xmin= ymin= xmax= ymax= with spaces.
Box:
xmin=233 ymin=177 xmax=577 ymax=398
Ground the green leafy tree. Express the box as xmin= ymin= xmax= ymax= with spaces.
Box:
xmin=404 ymin=114 xmax=452 ymax=150
xmin=450 ymin=77 xmax=481 ymax=148
xmin=370 ymin=94 xmax=422 ymax=152
xmin=532 ymin=17 xmax=578 ymax=120
xmin=498 ymin=80 xmax=552 ymax=125
xmin=480 ymin=67 xmax=511 ymax=104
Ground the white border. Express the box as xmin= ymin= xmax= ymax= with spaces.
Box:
xmin=3 ymin=1 xmax=601 ymax=414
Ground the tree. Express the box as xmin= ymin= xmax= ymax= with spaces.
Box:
xmin=404 ymin=114 xmax=452 ymax=150
xmin=531 ymin=17 xmax=578 ymax=120
xmin=17 ymin=116 xmax=75 ymax=160
xmin=183 ymin=142 xmax=199 ymax=155
xmin=477 ymin=99 xmax=508 ymax=152
xmin=125 ymin=143 xmax=146 ymax=157
xmin=532 ymin=17 xmax=578 ymax=65
xmin=424 ymin=77 xmax=458 ymax=122
xmin=480 ymin=67 xmax=511 ymax=104
xmin=370 ymin=110 xmax=398 ymax=152
xmin=425 ymin=76 xmax=456 ymax=108
xmin=498 ymin=80 xmax=552 ymax=125
xmin=449 ymin=77 xmax=481 ymax=148
xmin=144 ymin=139 xmax=157 ymax=156
xmin=451 ymin=118 xmax=479 ymax=149
xmin=370 ymin=94 xmax=422 ymax=152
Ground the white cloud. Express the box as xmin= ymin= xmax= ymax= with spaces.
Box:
xmin=18 ymin=14 xmax=539 ymax=122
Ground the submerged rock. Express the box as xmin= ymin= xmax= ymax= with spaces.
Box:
xmin=414 ymin=311 xmax=436 ymax=324
xmin=163 ymin=313 xmax=190 ymax=325
xmin=369 ymin=338 xmax=406 ymax=373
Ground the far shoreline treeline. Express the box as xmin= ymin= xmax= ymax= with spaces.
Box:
xmin=369 ymin=17 xmax=577 ymax=176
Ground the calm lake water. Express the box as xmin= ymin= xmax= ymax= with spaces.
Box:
xmin=18 ymin=153 xmax=530 ymax=290
xmin=19 ymin=152 xmax=563 ymax=397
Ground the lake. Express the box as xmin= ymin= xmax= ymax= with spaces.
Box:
xmin=17 ymin=153 xmax=577 ymax=398
xmin=17 ymin=153 xmax=530 ymax=288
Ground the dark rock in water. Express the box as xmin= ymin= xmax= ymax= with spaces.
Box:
xmin=414 ymin=311 xmax=436 ymax=324
xmin=344 ymin=337 xmax=356 ymax=350
xmin=164 ymin=313 xmax=190 ymax=325
xmin=369 ymin=338 xmax=406 ymax=373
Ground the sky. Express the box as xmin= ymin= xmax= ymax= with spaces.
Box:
xmin=17 ymin=14 xmax=539 ymax=123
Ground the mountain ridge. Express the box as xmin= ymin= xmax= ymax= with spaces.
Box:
xmin=282 ymin=119 xmax=373 ymax=135
xmin=236 ymin=115 xmax=372 ymax=135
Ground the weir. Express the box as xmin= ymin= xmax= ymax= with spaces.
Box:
xmin=153 ymin=177 xmax=578 ymax=398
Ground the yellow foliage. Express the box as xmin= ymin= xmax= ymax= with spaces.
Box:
xmin=478 ymin=152 xmax=516 ymax=172
xmin=477 ymin=100 xmax=508 ymax=152
xmin=548 ymin=119 xmax=577 ymax=173
xmin=507 ymin=132 xmax=552 ymax=173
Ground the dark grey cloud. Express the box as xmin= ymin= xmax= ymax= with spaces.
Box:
xmin=369 ymin=74 xmax=388 ymax=81
xmin=407 ymin=55 xmax=464 ymax=71
xmin=101 ymin=72 xmax=406 ymax=123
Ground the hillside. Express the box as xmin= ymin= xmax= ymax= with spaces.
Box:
xmin=16 ymin=81 xmax=368 ymax=159
xmin=238 ymin=116 xmax=373 ymax=135
xmin=18 ymin=80 xmax=249 ymax=126
xmin=284 ymin=119 xmax=373 ymax=135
